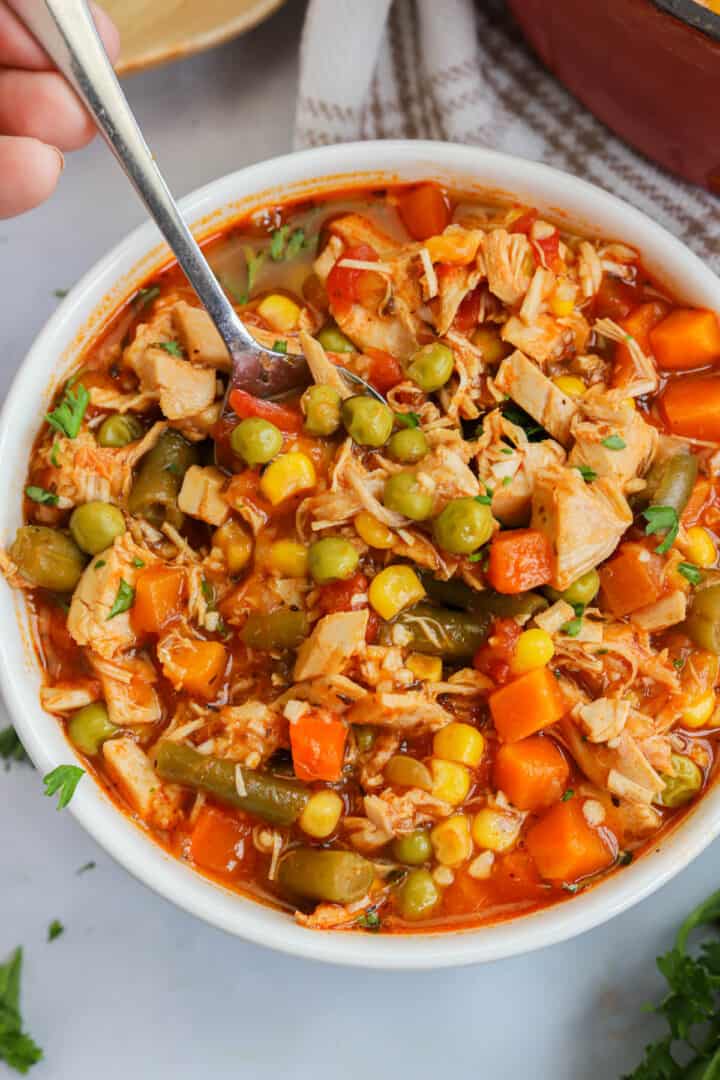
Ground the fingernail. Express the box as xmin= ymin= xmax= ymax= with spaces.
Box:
xmin=51 ymin=146 xmax=65 ymax=172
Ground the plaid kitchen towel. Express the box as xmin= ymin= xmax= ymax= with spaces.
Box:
xmin=294 ymin=0 xmax=720 ymax=273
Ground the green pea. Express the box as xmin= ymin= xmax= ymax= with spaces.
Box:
xmin=69 ymin=501 xmax=126 ymax=555
xmin=392 ymin=829 xmax=432 ymax=866
xmin=383 ymin=471 xmax=434 ymax=521
xmin=302 ymin=384 xmax=342 ymax=436
xmin=433 ymin=497 xmax=495 ymax=555
xmin=342 ymin=396 xmax=394 ymax=447
xmin=404 ymin=343 xmax=454 ymax=393
xmin=97 ymin=413 xmax=144 ymax=448
xmin=353 ymin=725 xmax=376 ymax=753
xmin=10 ymin=526 xmax=87 ymax=592
xmin=230 ymin=418 xmax=283 ymax=465
xmin=317 ymin=324 xmax=355 ymax=354
xmin=308 ymin=536 xmax=359 ymax=584
xmin=547 ymin=568 xmax=601 ymax=608
xmin=68 ymin=702 xmax=118 ymax=756
xmin=396 ymin=868 xmax=440 ymax=920
xmin=387 ymin=427 xmax=428 ymax=464
xmin=659 ymin=754 xmax=703 ymax=808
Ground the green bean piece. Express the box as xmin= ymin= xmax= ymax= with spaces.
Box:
xmin=230 ymin=418 xmax=283 ymax=465
xmin=642 ymin=451 xmax=698 ymax=517
xmin=69 ymin=501 xmax=126 ymax=555
xmin=68 ymin=702 xmax=117 ymax=756
xmin=392 ymin=830 xmax=432 ymax=866
xmin=276 ymin=848 xmax=374 ymax=904
xmin=546 ymin=568 xmax=600 ymax=608
xmin=404 ymin=343 xmax=454 ymax=393
xmin=97 ymin=413 xmax=144 ymax=448
xmin=420 ymin=575 xmax=548 ymax=620
xmin=9 ymin=526 xmax=87 ymax=592
xmin=353 ymin=725 xmax=376 ymax=753
xmin=433 ymin=497 xmax=495 ymax=555
xmin=155 ymin=741 xmax=309 ymax=826
xmin=387 ymin=428 xmax=429 ymax=464
xmin=396 ymin=868 xmax=440 ymax=920
xmin=380 ymin=603 xmax=491 ymax=658
xmin=307 ymin=537 xmax=359 ymax=584
xmin=127 ymin=430 xmax=199 ymax=529
xmin=302 ymin=385 xmax=342 ymax=437
xmin=683 ymin=584 xmax=720 ymax=654
xmin=241 ymin=608 xmax=308 ymax=650
xmin=659 ymin=754 xmax=703 ymax=808
xmin=342 ymin=396 xmax=394 ymax=447
xmin=383 ymin=471 xmax=434 ymax=521
xmin=316 ymin=324 xmax=355 ymax=354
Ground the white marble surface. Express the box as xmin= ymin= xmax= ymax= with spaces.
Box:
xmin=1 ymin=5 xmax=718 ymax=1077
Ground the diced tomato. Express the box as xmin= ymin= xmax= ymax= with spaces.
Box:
xmin=228 ymin=389 xmax=302 ymax=433
xmin=532 ymin=230 xmax=561 ymax=272
xmin=473 ymin=617 xmax=522 ymax=686
xmin=190 ymin=806 xmax=254 ymax=879
xmin=326 ymin=243 xmax=381 ymax=316
xmin=453 ymin=286 xmax=483 ymax=333
xmin=397 ymin=183 xmax=450 ymax=241
xmin=364 ymin=348 xmax=404 ymax=394
xmin=594 ymin=274 xmax=643 ymax=321
xmin=508 ymin=208 xmax=538 ymax=235
xmin=317 ymin=571 xmax=377 ymax=642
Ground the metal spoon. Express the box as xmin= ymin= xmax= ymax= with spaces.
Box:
xmin=9 ymin=0 xmax=377 ymax=404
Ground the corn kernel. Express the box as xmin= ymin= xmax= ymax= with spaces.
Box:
xmin=433 ymin=722 xmax=485 ymax=767
xmin=212 ymin=520 xmax=253 ymax=574
xmin=354 ymin=511 xmax=394 ymax=550
xmin=681 ymin=688 xmax=717 ymax=729
xmin=368 ymin=565 xmax=425 ymax=621
xmin=553 ymin=374 xmax=585 ymax=398
xmin=685 ymin=526 xmax=716 ymax=569
xmin=624 ymin=397 xmax=637 ymax=410
xmin=267 ymin=539 xmax=308 ymax=577
xmin=471 ymin=808 xmax=521 ymax=853
xmin=549 ymin=279 xmax=577 ymax=317
xmin=259 ymin=452 xmax=316 ymax=506
xmin=430 ymin=758 xmax=471 ymax=806
xmin=430 ymin=815 xmax=473 ymax=867
xmin=257 ymin=293 xmax=301 ymax=333
xmin=299 ymin=789 xmax=344 ymax=839
xmin=511 ymin=628 xmax=555 ymax=674
xmin=407 ymin=653 xmax=442 ymax=682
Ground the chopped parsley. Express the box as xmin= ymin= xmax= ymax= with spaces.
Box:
xmin=0 ymin=727 xmax=28 ymax=769
xmin=561 ymin=789 xmax=575 ymax=802
xmin=356 ymin=909 xmax=382 ymax=932
xmin=24 ymin=486 xmax=57 ymax=506
xmin=201 ymin=578 xmax=216 ymax=608
xmin=501 ymin=476 xmax=512 ymax=487
xmin=678 ymin=561 xmax=703 ymax=586
xmin=107 ymin=580 xmax=134 ymax=620
xmin=43 ymin=765 xmax=84 ymax=810
xmin=562 ymin=882 xmax=581 ymax=894
xmin=47 ymin=921 xmax=64 ymax=943
xmin=673 ymin=657 xmax=686 ymax=671
xmin=617 ymin=851 xmax=634 ymax=867
xmin=394 ymin=411 xmax=420 ymax=429
xmin=133 ymin=285 xmax=160 ymax=309
xmin=76 ymin=861 xmax=96 ymax=876
xmin=273 ymin=340 xmax=288 ymax=354
xmin=643 ymin=505 xmax=680 ymax=555
xmin=239 ymin=247 xmax=266 ymax=304
xmin=502 ymin=402 xmax=548 ymax=442
xmin=601 ymin=434 xmax=626 ymax=450
xmin=576 ymin=464 xmax=597 ymax=483
xmin=45 ymin=382 xmax=89 ymax=439
xmin=132 ymin=558 xmax=145 ymax=569
xmin=270 ymin=225 xmax=305 ymax=261
xmin=49 ymin=442 xmax=60 ymax=468
xmin=155 ymin=340 xmax=183 ymax=357
xmin=53 ymin=288 xmax=69 ymax=299
xmin=0 ymin=947 xmax=42 ymax=1074
xmin=93 ymin=560 xmax=106 ymax=571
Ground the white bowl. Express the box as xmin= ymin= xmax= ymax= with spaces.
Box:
xmin=2 ymin=140 xmax=720 ymax=970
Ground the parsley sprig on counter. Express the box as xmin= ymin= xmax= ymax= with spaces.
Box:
xmin=0 ymin=948 xmax=42 ymax=1074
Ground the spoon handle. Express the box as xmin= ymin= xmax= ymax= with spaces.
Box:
xmin=9 ymin=0 xmax=258 ymax=358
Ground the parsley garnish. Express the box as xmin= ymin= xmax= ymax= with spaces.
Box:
xmin=617 ymin=851 xmax=634 ymax=867
xmin=502 ymin=402 xmax=548 ymax=442
xmin=0 ymin=727 xmax=28 ymax=769
xmin=562 ymin=616 xmax=583 ymax=637
xmin=356 ymin=909 xmax=382 ymax=932
xmin=47 ymin=921 xmax=64 ymax=943
xmin=155 ymin=340 xmax=183 ymax=357
xmin=502 ymin=476 xmax=512 ymax=487
xmin=107 ymin=580 xmax=134 ymax=620
xmin=53 ymin=288 xmax=69 ymax=299
xmin=132 ymin=558 xmax=145 ymax=569
xmin=25 ymin=486 xmax=57 ymax=506
xmin=273 ymin=340 xmax=288 ymax=354
xmin=76 ymin=861 xmax=95 ymax=875
xmin=394 ymin=411 xmax=420 ymax=429
xmin=285 ymin=228 xmax=306 ymax=259
xmin=601 ymin=434 xmax=626 ymax=450
xmin=133 ymin=285 xmax=160 ymax=309
xmin=0 ymin=947 xmax=43 ymax=1074
xmin=673 ymin=657 xmax=686 ymax=671
xmin=49 ymin=442 xmax=60 ymax=468
xmin=93 ymin=560 xmax=106 ymax=570
xmin=561 ymin=789 xmax=574 ymax=802
xmin=643 ymin=505 xmax=679 ymax=555
xmin=562 ymin=882 xmax=581 ymax=894
xmin=270 ymin=225 xmax=305 ymax=261
xmin=238 ymin=247 xmax=266 ymax=304
xmin=43 ymin=765 xmax=84 ymax=810
xmin=576 ymin=464 xmax=597 ymax=483
xmin=201 ymin=579 xmax=216 ymax=608
xmin=678 ymin=562 xmax=703 ymax=586
xmin=45 ymin=382 xmax=89 ymax=439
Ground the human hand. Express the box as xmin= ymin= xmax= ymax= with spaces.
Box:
xmin=0 ymin=2 xmax=119 ymax=218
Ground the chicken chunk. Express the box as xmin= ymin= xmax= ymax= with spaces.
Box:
xmin=333 ymin=302 xmax=417 ymax=360
xmin=501 ymin=314 xmax=572 ymax=364
xmin=103 ymin=737 xmax=184 ymax=829
xmin=293 ymin=609 xmax=369 ymax=681
xmin=51 ymin=424 xmax=165 ymax=507
xmin=431 ymin=264 xmax=482 ymax=336
xmin=328 ymin=213 xmax=399 ymax=258
xmin=172 ymin=301 xmax=231 ymax=371
xmin=132 ymin=347 xmax=217 ymax=420
xmin=178 ymin=465 xmax=229 ymax=526
xmin=345 ymin=691 xmax=453 ymax=734
xmin=213 ymin=702 xmax=287 ymax=768
xmin=630 ymin=590 xmax=687 ymax=632
xmin=531 ymin=464 xmax=632 ymax=590
xmin=39 ymin=681 xmax=100 ymax=714
xmin=495 ymin=350 xmax=579 ymax=444
xmin=67 ymin=533 xmax=152 ymax=659
xmin=569 ymin=390 xmax=658 ymax=490
xmin=483 ymin=229 xmax=533 ymax=305
xmin=91 ymin=653 xmax=162 ymax=727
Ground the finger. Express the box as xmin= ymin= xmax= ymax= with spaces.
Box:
xmin=0 ymin=2 xmax=120 ymax=70
xmin=0 ymin=68 xmax=102 ymax=150
xmin=0 ymin=135 xmax=63 ymax=218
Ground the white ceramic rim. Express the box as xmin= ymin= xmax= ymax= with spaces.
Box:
xmin=2 ymin=140 xmax=720 ymax=970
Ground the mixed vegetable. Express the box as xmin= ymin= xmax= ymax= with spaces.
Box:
xmin=4 ymin=182 xmax=720 ymax=932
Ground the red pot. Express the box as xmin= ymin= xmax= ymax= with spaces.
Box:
xmin=507 ymin=0 xmax=720 ymax=192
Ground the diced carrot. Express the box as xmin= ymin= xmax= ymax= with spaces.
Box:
xmin=364 ymin=348 xmax=404 ymax=394
xmin=453 ymin=285 xmax=483 ymax=331
xmin=473 ymin=617 xmax=522 ymax=686
xmin=190 ymin=806 xmax=254 ymax=878
xmin=660 ymin=374 xmax=720 ymax=441
xmin=397 ymin=183 xmax=450 ymax=241
xmin=132 ymin=566 xmax=185 ymax=635
xmin=229 ymin=389 xmax=302 ymax=433
xmin=494 ymin=851 xmax=544 ymax=897
xmin=489 ymin=667 xmax=567 ymax=743
xmin=426 ymin=232 xmax=480 ymax=266
xmin=290 ymin=709 xmax=347 ymax=782
xmin=598 ymin=542 xmax=665 ymax=617
xmin=493 ymin=736 xmax=570 ymax=811
xmin=486 ymin=529 xmax=553 ymax=594
xmin=162 ymin=639 xmax=228 ymax=700
xmin=526 ymin=797 xmax=616 ymax=884
xmin=649 ymin=308 xmax=720 ymax=371
xmin=442 ymin=866 xmax=495 ymax=916
xmin=611 ymin=300 xmax=669 ymax=388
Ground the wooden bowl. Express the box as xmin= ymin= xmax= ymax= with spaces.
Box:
xmin=106 ymin=0 xmax=287 ymax=76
